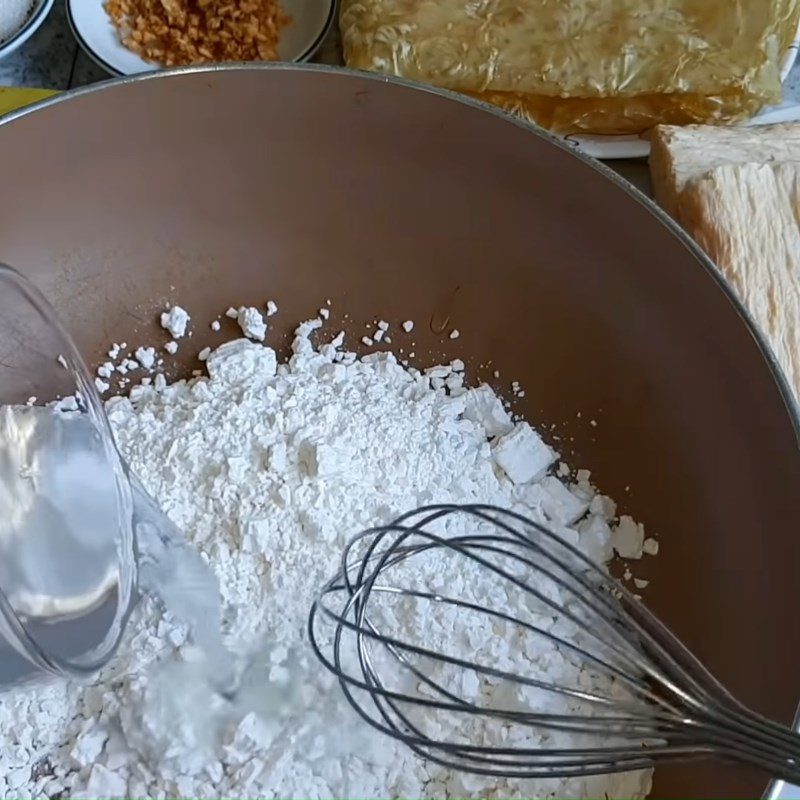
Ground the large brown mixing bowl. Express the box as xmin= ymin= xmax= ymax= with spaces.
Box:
xmin=0 ymin=65 xmax=798 ymax=798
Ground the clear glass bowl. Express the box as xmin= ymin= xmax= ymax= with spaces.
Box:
xmin=0 ymin=263 xmax=136 ymax=686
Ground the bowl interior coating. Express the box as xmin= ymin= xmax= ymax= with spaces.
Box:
xmin=0 ymin=66 xmax=798 ymax=798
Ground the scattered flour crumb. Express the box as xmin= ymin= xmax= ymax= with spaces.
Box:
xmin=642 ymin=537 xmax=660 ymax=556
xmin=160 ymin=306 xmax=190 ymax=339
xmin=97 ymin=362 xmax=114 ymax=380
xmin=3 ymin=310 xmax=653 ymax=800
xmin=538 ymin=475 xmax=589 ymax=525
xmin=578 ymin=514 xmax=613 ymax=563
xmin=463 ymin=384 xmax=513 ymax=438
xmin=492 ymin=422 xmax=556 ymax=484
xmin=117 ymin=359 xmax=138 ymax=375
xmin=402 ymin=320 xmax=414 ymax=333
xmin=135 ymin=347 xmax=157 ymax=370
xmin=611 ymin=515 xmax=645 ymax=559
xmin=164 ymin=341 xmax=179 ymax=355
xmin=81 ymin=764 xmax=128 ymax=799
xmin=70 ymin=721 xmax=108 ymax=767
xmin=236 ymin=307 xmax=267 ymax=342
xmin=211 ymin=321 xmax=221 ymax=332
xmin=266 ymin=300 xmax=278 ymax=317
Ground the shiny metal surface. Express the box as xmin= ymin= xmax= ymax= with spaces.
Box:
xmin=311 ymin=504 xmax=800 ymax=784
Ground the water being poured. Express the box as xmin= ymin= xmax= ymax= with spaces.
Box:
xmin=0 ymin=405 xmax=122 ymax=622
xmin=0 ymin=262 xmax=236 ymax=693
xmin=0 ymin=400 xmax=235 ymax=694
xmin=0 ymin=402 xmax=134 ymax=685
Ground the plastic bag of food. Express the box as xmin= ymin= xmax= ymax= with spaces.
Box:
xmin=340 ymin=0 xmax=800 ymax=134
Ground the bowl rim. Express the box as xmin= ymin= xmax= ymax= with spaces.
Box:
xmin=0 ymin=0 xmax=56 ymax=60
xmin=65 ymin=0 xmax=337 ymax=77
xmin=1 ymin=65 xmax=798 ymax=795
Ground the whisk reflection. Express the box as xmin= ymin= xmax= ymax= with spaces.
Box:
xmin=308 ymin=504 xmax=800 ymax=782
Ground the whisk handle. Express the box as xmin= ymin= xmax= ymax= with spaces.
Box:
xmin=708 ymin=707 xmax=800 ymax=785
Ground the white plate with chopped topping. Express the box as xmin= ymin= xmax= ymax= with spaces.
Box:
xmin=66 ymin=0 xmax=334 ymax=77
xmin=0 ymin=0 xmax=55 ymax=61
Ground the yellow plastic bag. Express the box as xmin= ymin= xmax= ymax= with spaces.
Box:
xmin=340 ymin=0 xmax=800 ymax=134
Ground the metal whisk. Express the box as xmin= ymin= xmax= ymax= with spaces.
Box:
xmin=308 ymin=504 xmax=800 ymax=782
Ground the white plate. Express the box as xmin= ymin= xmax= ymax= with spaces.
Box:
xmin=563 ymin=30 xmax=800 ymax=160
xmin=0 ymin=0 xmax=55 ymax=61
xmin=67 ymin=0 xmax=335 ymax=76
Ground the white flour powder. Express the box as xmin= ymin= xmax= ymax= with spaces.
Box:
xmin=0 ymin=317 xmax=653 ymax=799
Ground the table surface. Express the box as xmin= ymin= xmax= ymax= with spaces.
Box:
xmin=4 ymin=0 xmax=800 ymax=198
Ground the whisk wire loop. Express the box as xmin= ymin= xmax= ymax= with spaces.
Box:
xmin=309 ymin=504 xmax=800 ymax=783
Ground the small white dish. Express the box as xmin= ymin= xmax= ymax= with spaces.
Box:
xmin=564 ymin=31 xmax=800 ymax=160
xmin=67 ymin=0 xmax=334 ymax=76
xmin=0 ymin=0 xmax=55 ymax=61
